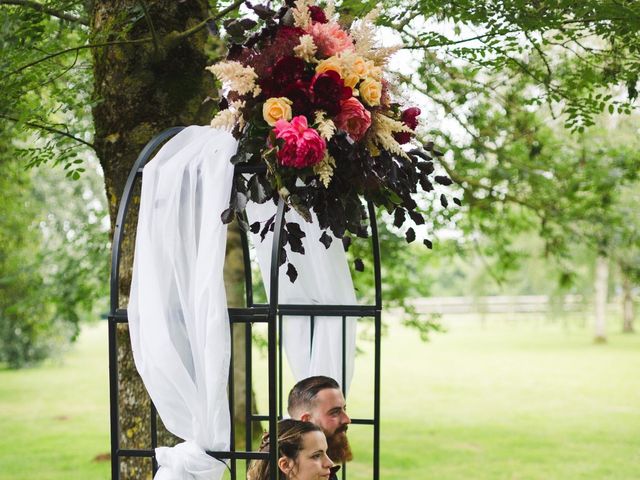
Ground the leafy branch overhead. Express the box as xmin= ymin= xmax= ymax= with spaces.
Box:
xmin=0 ymin=0 xmax=89 ymax=25
xmin=377 ymin=0 xmax=640 ymax=131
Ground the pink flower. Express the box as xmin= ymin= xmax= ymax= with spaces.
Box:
xmin=274 ymin=116 xmax=327 ymax=169
xmin=307 ymin=22 xmax=354 ymax=57
xmin=334 ymin=97 xmax=372 ymax=141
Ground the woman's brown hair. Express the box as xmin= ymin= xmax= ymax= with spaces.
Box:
xmin=246 ymin=419 xmax=323 ymax=480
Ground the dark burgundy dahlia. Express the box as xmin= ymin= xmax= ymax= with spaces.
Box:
xmin=272 ymin=56 xmax=306 ymax=85
xmin=283 ymin=80 xmax=313 ymax=116
xmin=310 ymin=70 xmax=352 ymax=116
xmin=260 ymin=56 xmax=308 ymax=97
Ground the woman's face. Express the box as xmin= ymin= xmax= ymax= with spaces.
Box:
xmin=284 ymin=431 xmax=334 ymax=480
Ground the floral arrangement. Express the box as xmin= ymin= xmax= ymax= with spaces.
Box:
xmin=207 ymin=0 xmax=451 ymax=281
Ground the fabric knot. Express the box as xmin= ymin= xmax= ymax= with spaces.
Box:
xmin=155 ymin=442 xmax=225 ymax=480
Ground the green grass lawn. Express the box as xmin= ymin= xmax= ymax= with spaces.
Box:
xmin=1 ymin=316 xmax=639 ymax=479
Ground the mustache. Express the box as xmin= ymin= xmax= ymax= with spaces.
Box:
xmin=336 ymin=425 xmax=349 ymax=434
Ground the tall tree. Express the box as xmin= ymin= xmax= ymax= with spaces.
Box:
xmin=2 ymin=0 xmax=249 ymax=476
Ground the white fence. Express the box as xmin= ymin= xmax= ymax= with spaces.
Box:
xmin=411 ymin=295 xmax=588 ymax=315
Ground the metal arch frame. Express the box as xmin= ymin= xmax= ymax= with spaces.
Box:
xmin=108 ymin=128 xmax=383 ymax=479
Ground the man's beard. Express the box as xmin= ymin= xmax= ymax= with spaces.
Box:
xmin=326 ymin=426 xmax=353 ymax=464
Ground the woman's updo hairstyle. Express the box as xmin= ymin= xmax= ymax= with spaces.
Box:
xmin=247 ymin=419 xmax=323 ymax=480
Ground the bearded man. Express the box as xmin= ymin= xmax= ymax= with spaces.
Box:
xmin=287 ymin=375 xmax=352 ymax=473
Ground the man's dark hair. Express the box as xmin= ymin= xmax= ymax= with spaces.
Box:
xmin=288 ymin=375 xmax=340 ymax=416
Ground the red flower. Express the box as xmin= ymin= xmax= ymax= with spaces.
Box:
xmin=308 ymin=6 xmax=328 ymax=24
xmin=310 ymin=71 xmax=352 ymax=116
xmin=275 ymin=116 xmax=327 ymax=169
xmin=402 ymin=107 xmax=421 ymax=129
xmin=260 ymin=56 xmax=308 ymax=97
xmin=394 ymin=107 xmax=421 ymax=144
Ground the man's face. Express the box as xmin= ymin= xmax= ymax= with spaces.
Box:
xmin=302 ymin=388 xmax=352 ymax=463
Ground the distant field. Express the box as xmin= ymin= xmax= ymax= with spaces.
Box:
xmin=1 ymin=314 xmax=639 ymax=479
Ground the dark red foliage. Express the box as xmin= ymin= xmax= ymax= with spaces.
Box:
xmin=250 ymin=27 xmax=306 ymax=79
xmin=394 ymin=131 xmax=412 ymax=145
xmin=275 ymin=26 xmax=306 ymax=44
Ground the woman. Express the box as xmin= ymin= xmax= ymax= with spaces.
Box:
xmin=247 ymin=419 xmax=338 ymax=480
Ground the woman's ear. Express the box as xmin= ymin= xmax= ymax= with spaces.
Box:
xmin=278 ymin=456 xmax=293 ymax=476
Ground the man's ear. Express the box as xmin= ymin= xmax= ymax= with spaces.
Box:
xmin=300 ymin=412 xmax=311 ymax=422
xmin=278 ymin=456 xmax=293 ymax=475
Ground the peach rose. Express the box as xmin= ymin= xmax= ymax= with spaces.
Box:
xmin=334 ymin=97 xmax=371 ymax=141
xmin=359 ymin=78 xmax=382 ymax=107
xmin=342 ymin=71 xmax=360 ymax=89
xmin=316 ymin=57 xmax=343 ymax=77
xmin=263 ymin=97 xmax=293 ymax=126
xmin=351 ymin=56 xmax=369 ymax=79
xmin=366 ymin=60 xmax=382 ymax=81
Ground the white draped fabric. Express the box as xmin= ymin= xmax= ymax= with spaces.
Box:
xmin=128 ymin=125 xmax=357 ymax=480
xmin=245 ymin=203 xmax=357 ymax=393
xmin=129 ymin=126 xmax=237 ymax=480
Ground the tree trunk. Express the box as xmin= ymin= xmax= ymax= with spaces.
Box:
xmin=622 ymin=270 xmax=635 ymax=333
xmin=90 ymin=1 xmax=251 ymax=476
xmin=593 ymin=255 xmax=608 ymax=343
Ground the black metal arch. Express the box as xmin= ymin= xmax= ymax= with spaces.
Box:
xmin=108 ymin=128 xmax=382 ymax=479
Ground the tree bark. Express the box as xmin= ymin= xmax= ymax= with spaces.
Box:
xmin=90 ymin=1 xmax=251 ymax=476
xmin=621 ymin=269 xmax=635 ymax=333
xmin=593 ymin=255 xmax=608 ymax=343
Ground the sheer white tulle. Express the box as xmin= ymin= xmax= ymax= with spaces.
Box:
xmin=129 ymin=126 xmax=237 ymax=479
xmin=245 ymin=202 xmax=357 ymax=393
xmin=128 ymin=126 xmax=357 ymax=480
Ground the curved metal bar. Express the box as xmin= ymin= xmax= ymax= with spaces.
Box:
xmin=107 ymin=126 xmax=185 ymax=480
xmin=109 ymin=126 xmax=186 ymax=313
xmin=268 ymin=198 xmax=286 ymax=316
xmin=367 ymin=201 xmax=382 ymax=480
xmin=239 ymin=214 xmax=254 ymax=307
xmin=267 ymin=197 xmax=286 ymax=479
xmin=367 ymin=202 xmax=382 ymax=310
